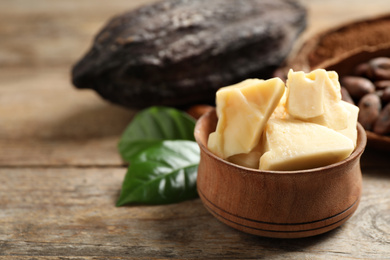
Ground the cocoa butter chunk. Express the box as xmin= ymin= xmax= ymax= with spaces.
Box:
xmin=207 ymin=78 xmax=285 ymax=159
xmin=259 ymin=118 xmax=354 ymax=171
xmin=71 ymin=0 xmax=306 ymax=108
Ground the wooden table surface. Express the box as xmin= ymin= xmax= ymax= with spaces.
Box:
xmin=1 ymin=0 xmax=390 ymax=259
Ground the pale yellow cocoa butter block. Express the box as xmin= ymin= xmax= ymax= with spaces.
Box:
xmin=337 ymin=101 xmax=359 ymax=148
xmin=208 ymin=78 xmax=285 ymax=159
xmin=227 ymin=141 xmax=263 ymax=169
xmin=286 ymin=69 xmax=325 ymax=119
xmin=287 ymin=69 xmax=349 ymax=131
xmin=208 ymin=69 xmax=359 ymax=171
xmin=259 ymin=118 xmax=354 ymax=171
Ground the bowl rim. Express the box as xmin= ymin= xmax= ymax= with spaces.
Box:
xmin=194 ymin=108 xmax=367 ymax=176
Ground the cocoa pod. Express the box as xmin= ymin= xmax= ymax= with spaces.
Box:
xmin=373 ymin=103 xmax=390 ymax=135
xmin=369 ymin=57 xmax=390 ymax=80
xmin=340 ymin=87 xmax=354 ymax=104
xmin=340 ymin=76 xmax=375 ymax=99
xmin=71 ymin=0 xmax=306 ymax=109
xmin=358 ymin=93 xmax=381 ymax=130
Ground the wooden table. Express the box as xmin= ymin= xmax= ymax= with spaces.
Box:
xmin=1 ymin=0 xmax=390 ymax=258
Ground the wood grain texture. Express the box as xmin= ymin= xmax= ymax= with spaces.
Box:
xmin=0 ymin=168 xmax=390 ymax=258
xmin=1 ymin=0 xmax=390 ymax=258
xmin=0 ymin=68 xmax=134 ymax=166
xmin=0 ymin=0 xmax=157 ymax=68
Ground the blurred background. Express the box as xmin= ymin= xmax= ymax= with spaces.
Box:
xmin=1 ymin=0 xmax=389 ymax=69
xmin=1 ymin=0 xmax=390 ymax=166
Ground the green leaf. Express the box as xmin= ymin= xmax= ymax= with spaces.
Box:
xmin=118 ymin=106 xmax=196 ymax=162
xmin=116 ymin=140 xmax=200 ymax=206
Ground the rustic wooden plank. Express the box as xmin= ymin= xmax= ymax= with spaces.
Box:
xmin=0 ymin=68 xmax=135 ymax=166
xmin=0 ymin=0 xmax=157 ymax=68
xmin=0 ymin=258 xmax=137 ymax=260
xmin=0 ymin=167 xmax=389 ymax=259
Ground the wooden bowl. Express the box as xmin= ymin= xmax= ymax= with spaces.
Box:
xmin=194 ymin=109 xmax=367 ymax=238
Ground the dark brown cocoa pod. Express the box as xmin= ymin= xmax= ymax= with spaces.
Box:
xmin=71 ymin=0 xmax=306 ymax=108
xmin=340 ymin=76 xmax=375 ymax=99
xmin=358 ymin=93 xmax=382 ymax=130
xmin=368 ymin=57 xmax=390 ymax=80
xmin=373 ymin=103 xmax=390 ymax=135
xmin=340 ymin=87 xmax=354 ymax=104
